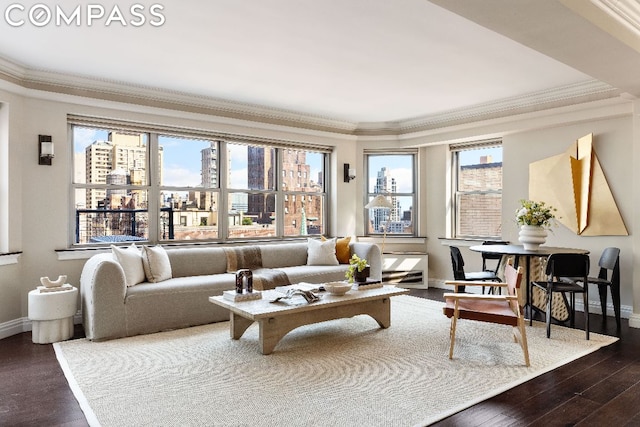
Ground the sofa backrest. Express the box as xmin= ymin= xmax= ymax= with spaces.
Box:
xmin=166 ymin=247 xmax=228 ymax=278
xmin=259 ymin=242 xmax=308 ymax=269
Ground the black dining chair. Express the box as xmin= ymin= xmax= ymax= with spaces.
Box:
xmin=573 ymin=247 xmax=621 ymax=329
xmin=449 ymin=246 xmax=501 ymax=293
xmin=481 ymin=241 xmax=505 ymax=276
xmin=531 ymin=253 xmax=590 ymax=339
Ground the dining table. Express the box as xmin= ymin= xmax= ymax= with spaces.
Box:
xmin=469 ymin=244 xmax=590 ymax=324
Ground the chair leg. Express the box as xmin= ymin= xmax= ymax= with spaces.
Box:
xmin=569 ymin=292 xmax=576 ymax=328
xmin=515 ymin=318 xmax=530 ymax=367
xmin=611 ymin=283 xmax=622 ymax=330
xmin=598 ymin=283 xmax=608 ymax=319
xmin=546 ymin=288 xmax=552 ymax=338
xmin=584 ymin=291 xmax=590 ymax=340
xmin=449 ymin=316 xmax=458 ymax=359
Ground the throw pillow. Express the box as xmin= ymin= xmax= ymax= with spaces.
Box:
xmin=323 ymin=235 xmax=351 ymax=264
xmin=111 ymin=243 xmax=145 ymax=287
xmin=307 ymin=237 xmax=339 ymax=266
xmin=142 ymin=245 xmax=172 ymax=283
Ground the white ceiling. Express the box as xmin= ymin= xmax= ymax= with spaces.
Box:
xmin=0 ymin=0 xmax=638 ymax=126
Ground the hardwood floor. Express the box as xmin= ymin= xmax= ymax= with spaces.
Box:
xmin=1 ymin=288 xmax=638 ymax=426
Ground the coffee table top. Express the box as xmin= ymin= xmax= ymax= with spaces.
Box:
xmin=209 ymin=285 xmax=408 ymax=320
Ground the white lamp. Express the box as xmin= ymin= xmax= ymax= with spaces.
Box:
xmin=365 ymin=195 xmax=394 ymax=253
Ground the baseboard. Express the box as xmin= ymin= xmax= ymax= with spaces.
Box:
xmin=0 ymin=317 xmax=29 ymax=340
xmin=0 ymin=313 xmax=83 ymax=340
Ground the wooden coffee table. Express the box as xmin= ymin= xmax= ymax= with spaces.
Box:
xmin=209 ymin=285 xmax=409 ymax=354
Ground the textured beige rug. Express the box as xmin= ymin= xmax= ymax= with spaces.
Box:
xmin=54 ymin=296 xmax=617 ymax=427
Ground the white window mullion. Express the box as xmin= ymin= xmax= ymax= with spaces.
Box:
xmin=147 ymin=133 xmax=160 ymax=242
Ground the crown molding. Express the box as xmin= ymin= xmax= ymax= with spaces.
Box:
xmin=0 ymin=56 xmax=622 ymax=137
xmin=393 ymin=80 xmax=620 ymax=133
xmin=0 ymin=56 xmax=358 ymax=135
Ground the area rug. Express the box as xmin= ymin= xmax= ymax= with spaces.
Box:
xmin=54 ymin=295 xmax=617 ymax=427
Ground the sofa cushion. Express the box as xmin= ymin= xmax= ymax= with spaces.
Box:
xmin=279 ymin=265 xmax=348 ymax=285
xmin=142 ymin=246 xmax=172 ymax=283
xmin=111 ymin=243 xmax=145 ymax=287
xmin=166 ymin=247 xmax=228 ymax=278
xmin=307 ymin=238 xmax=339 ymax=266
xmin=260 ymin=242 xmax=309 ymax=268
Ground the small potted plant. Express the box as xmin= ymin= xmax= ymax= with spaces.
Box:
xmin=345 ymin=254 xmax=370 ymax=283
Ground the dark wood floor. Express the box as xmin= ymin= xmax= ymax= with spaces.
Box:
xmin=1 ymin=288 xmax=638 ymax=426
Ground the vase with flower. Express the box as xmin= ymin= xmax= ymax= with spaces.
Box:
xmin=515 ymin=199 xmax=557 ymax=250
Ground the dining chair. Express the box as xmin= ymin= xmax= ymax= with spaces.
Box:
xmin=449 ymin=246 xmax=501 ymax=293
xmin=531 ymin=253 xmax=590 ymax=340
xmin=481 ymin=241 xmax=505 ymax=275
xmin=573 ymin=247 xmax=621 ymax=329
xmin=443 ymin=260 xmax=529 ymax=366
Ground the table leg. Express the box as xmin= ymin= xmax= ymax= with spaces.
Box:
xmin=256 ymin=298 xmax=392 ymax=355
xmin=230 ymin=312 xmax=254 ymax=340
xmin=525 ymin=256 xmax=533 ymax=325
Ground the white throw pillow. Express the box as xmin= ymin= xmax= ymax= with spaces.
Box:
xmin=111 ymin=243 xmax=145 ymax=287
xmin=142 ymin=245 xmax=173 ymax=283
xmin=307 ymin=238 xmax=339 ymax=266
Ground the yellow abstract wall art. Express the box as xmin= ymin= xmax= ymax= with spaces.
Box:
xmin=529 ymin=133 xmax=627 ymax=236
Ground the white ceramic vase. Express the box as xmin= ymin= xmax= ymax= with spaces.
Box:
xmin=518 ymin=225 xmax=547 ymax=250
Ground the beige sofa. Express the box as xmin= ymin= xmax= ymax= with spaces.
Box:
xmin=80 ymin=241 xmax=381 ymax=341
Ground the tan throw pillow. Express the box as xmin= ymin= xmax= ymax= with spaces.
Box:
xmin=111 ymin=243 xmax=145 ymax=287
xmin=307 ymin=238 xmax=339 ymax=266
xmin=142 ymin=246 xmax=172 ymax=283
xmin=323 ymin=236 xmax=351 ymax=264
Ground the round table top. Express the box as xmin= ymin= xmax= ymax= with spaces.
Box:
xmin=469 ymin=244 xmax=589 ymax=257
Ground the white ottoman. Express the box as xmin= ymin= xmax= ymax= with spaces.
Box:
xmin=28 ymin=286 xmax=78 ymax=344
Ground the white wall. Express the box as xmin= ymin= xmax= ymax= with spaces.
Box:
xmin=0 ymin=84 xmax=638 ymax=337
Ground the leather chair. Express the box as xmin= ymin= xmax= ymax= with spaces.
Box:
xmin=443 ymin=260 xmax=529 ymax=366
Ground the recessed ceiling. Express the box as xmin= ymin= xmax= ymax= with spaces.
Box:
xmin=0 ymin=0 xmax=634 ymax=125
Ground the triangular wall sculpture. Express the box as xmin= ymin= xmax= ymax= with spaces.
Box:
xmin=529 ymin=133 xmax=628 ymax=236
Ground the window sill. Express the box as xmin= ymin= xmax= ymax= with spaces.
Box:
xmin=438 ymin=237 xmax=507 ymax=247
xmin=0 ymin=252 xmax=21 ymax=266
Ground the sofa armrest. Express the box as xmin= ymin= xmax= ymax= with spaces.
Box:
xmin=80 ymin=253 xmax=128 ymax=340
xmin=349 ymin=243 xmax=382 ymax=282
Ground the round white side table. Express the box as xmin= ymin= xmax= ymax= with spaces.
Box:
xmin=28 ymin=286 xmax=78 ymax=344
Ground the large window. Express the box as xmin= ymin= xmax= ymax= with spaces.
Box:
xmin=71 ymin=120 xmax=328 ymax=245
xmin=451 ymin=141 xmax=502 ymax=238
xmin=365 ymin=152 xmax=416 ymax=236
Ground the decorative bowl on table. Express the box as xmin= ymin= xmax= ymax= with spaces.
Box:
xmin=324 ymin=281 xmax=352 ymax=296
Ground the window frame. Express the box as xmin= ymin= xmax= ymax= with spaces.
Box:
xmin=69 ymin=117 xmax=331 ymax=246
xmin=450 ymin=139 xmax=503 ymax=239
xmin=364 ymin=150 xmax=417 ymax=237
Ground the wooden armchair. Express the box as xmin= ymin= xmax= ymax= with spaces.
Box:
xmin=443 ymin=260 xmax=529 ymax=366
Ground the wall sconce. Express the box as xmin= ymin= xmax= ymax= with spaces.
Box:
xmin=343 ymin=163 xmax=356 ymax=182
xmin=38 ymin=135 xmax=54 ymax=166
